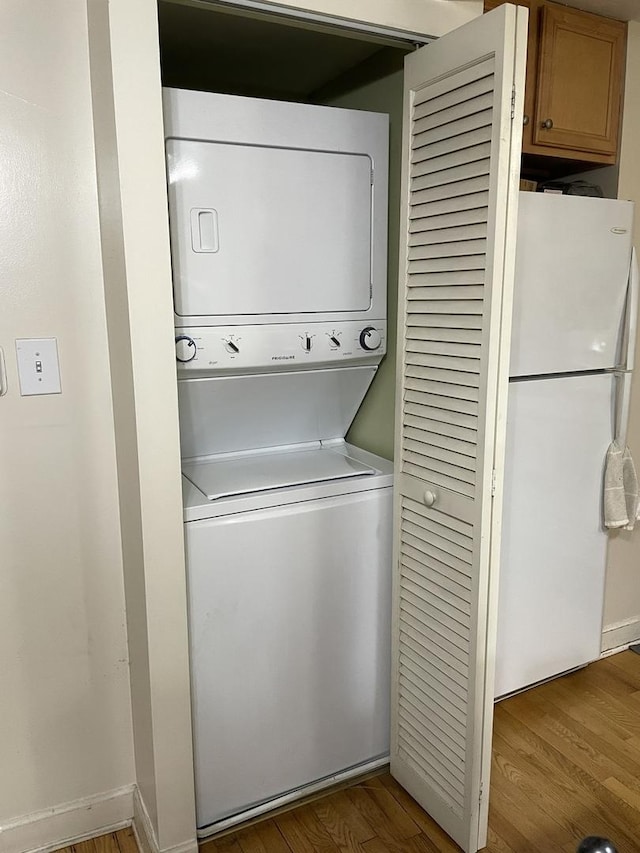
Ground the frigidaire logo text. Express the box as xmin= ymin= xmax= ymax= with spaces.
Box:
xmin=272 ymin=355 xmax=296 ymax=361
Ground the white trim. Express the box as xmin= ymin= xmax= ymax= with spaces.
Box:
xmin=196 ymin=756 xmax=389 ymax=839
xmin=0 ymin=786 xmax=135 ymax=853
xmin=163 ymin=0 xmax=432 ymax=45
xmin=132 ymin=789 xmax=198 ymax=853
xmin=601 ymin=616 xmax=640 ymax=652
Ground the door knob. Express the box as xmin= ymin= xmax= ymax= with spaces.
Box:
xmin=523 ymin=114 xmax=530 ymax=126
xmin=541 ymin=118 xmax=554 ymax=129
xmin=423 ymin=490 xmax=437 ymax=508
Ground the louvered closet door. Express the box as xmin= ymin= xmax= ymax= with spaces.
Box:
xmin=391 ymin=6 xmax=527 ymax=852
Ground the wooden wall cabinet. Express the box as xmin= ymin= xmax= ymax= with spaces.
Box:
xmin=485 ymin=0 xmax=627 ymax=166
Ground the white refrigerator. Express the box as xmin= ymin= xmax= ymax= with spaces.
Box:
xmin=495 ymin=192 xmax=637 ymax=699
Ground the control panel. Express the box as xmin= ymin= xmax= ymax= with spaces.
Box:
xmin=174 ymin=321 xmax=386 ymax=373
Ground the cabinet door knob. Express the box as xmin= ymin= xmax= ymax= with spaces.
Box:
xmin=523 ymin=114 xmax=530 ymax=126
xmin=541 ymin=118 xmax=554 ymax=129
xmin=423 ymin=490 xmax=438 ymax=508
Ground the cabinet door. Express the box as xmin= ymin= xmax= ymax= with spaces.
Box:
xmin=392 ymin=5 xmax=526 ymax=852
xmin=533 ymin=3 xmax=626 ymax=155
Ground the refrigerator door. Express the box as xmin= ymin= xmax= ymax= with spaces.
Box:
xmin=495 ymin=372 xmax=612 ymax=698
xmin=510 ymin=193 xmax=634 ymax=377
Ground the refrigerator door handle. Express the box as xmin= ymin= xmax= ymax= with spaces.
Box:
xmin=621 ymin=247 xmax=639 ymax=372
xmin=614 ymin=370 xmax=632 ymax=447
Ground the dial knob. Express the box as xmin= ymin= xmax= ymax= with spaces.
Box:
xmin=175 ymin=335 xmax=197 ymax=363
xmin=224 ymin=339 xmax=239 ymax=354
xmin=302 ymin=335 xmax=312 ymax=352
xmin=359 ymin=326 xmax=382 ymax=351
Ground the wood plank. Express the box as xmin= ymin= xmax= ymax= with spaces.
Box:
xmin=312 ymin=793 xmax=375 ymax=851
xmin=488 ymin=772 xmax=561 ymax=851
xmin=602 ymin=649 xmax=640 ymax=679
xmin=492 ymin=728 xmax=609 ymax=845
xmin=275 ymin=808 xmax=340 ymax=853
xmin=361 ymin=776 xmax=423 ymax=839
xmin=376 ymin=775 xmax=460 ymax=853
xmin=236 ymin=821 xmax=290 ymax=853
xmin=283 ymin=804 xmax=344 ymax=853
xmin=203 ymin=835 xmax=244 ymax=853
xmin=71 ymin=842 xmax=97 ymax=853
xmin=94 ymin=834 xmax=120 ymax=853
xmin=115 ymin=828 xmax=139 ymax=853
xmin=345 ymin=786 xmax=429 ymax=853
xmin=490 ymin=736 xmax=576 ymax=847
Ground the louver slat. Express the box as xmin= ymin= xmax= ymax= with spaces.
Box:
xmin=412 ymin=109 xmax=493 ymax=150
xmin=406 ymin=326 xmax=482 ymax=344
xmin=405 ymin=410 xmax=477 ymax=443
xmin=405 ymin=425 xmax=476 ymax=458
xmin=409 ymin=208 xmax=488 ymax=233
xmin=406 ymin=337 xmax=481 ymax=358
xmin=407 ymin=286 xmax=484 ymax=303
xmin=411 ymin=161 xmax=490 ymax=194
xmin=413 ymin=91 xmax=494 ymax=137
xmin=402 ymin=509 xmax=474 ymax=555
xmin=401 ymin=606 xmax=469 ymax=663
xmin=412 ymin=128 xmax=493 ymax=165
xmin=404 ymin=383 xmax=479 ymax=416
xmin=408 ymin=239 xmax=487 ymax=260
xmin=406 ymin=313 xmax=482 ymax=331
xmin=409 ymin=223 xmax=487 ymax=247
xmin=413 ymin=55 xmax=495 ymax=112
xmin=411 ymin=143 xmax=491 ymax=180
xmin=399 ymin=679 xmax=466 ymax=761
xmin=399 ymin=693 xmax=466 ymax=775
xmin=411 ymin=190 xmax=489 ymax=219
xmin=411 ymin=175 xmax=491 ymax=206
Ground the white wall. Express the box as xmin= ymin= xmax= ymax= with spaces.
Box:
xmin=0 ymin=0 xmax=134 ymax=846
xmin=603 ymin=20 xmax=640 ymax=650
xmin=322 ymin=64 xmax=405 ymax=460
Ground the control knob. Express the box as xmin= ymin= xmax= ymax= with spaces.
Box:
xmin=175 ymin=335 xmax=197 ymax=363
xmin=359 ymin=326 xmax=382 ymax=352
xmin=224 ymin=339 xmax=240 ymax=354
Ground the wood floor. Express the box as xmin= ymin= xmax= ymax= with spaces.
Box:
xmin=55 ymin=828 xmax=138 ymax=853
xmin=55 ymin=651 xmax=640 ymax=853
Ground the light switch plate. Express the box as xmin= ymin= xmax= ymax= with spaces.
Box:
xmin=15 ymin=338 xmax=62 ymax=396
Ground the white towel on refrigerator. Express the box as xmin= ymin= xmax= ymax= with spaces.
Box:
xmin=604 ymin=440 xmax=640 ymax=530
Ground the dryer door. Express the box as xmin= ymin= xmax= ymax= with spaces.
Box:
xmin=167 ymin=139 xmax=372 ymax=319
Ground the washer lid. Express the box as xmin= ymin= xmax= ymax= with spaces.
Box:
xmin=182 ymin=445 xmax=375 ymax=501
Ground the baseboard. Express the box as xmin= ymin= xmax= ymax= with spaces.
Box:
xmin=601 ymin=616 xmax=640 ymax=654
xmin=0 ymin=786 xmax=135 ymax=853
xmin=132 ymin=789 xmax=197 ymax=853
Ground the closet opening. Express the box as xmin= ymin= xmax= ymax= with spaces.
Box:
xmin=157 ymin=0 xmax=422 ymax=459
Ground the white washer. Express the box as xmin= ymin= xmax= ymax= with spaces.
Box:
xmin=163 ymin=89 xmax=392 ymax=835
xmin=183 ymin=442 xmax=392 ymax=831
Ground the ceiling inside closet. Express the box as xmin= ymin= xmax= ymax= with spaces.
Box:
xmin=157 ymin=0 xmax=412 ymax=101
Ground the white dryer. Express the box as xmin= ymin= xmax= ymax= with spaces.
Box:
xmin=163 ymin=89 xmax=392 ymax=835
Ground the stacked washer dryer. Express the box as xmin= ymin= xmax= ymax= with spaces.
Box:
xmin=163 ymin=87 xmax=393 ymax=835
